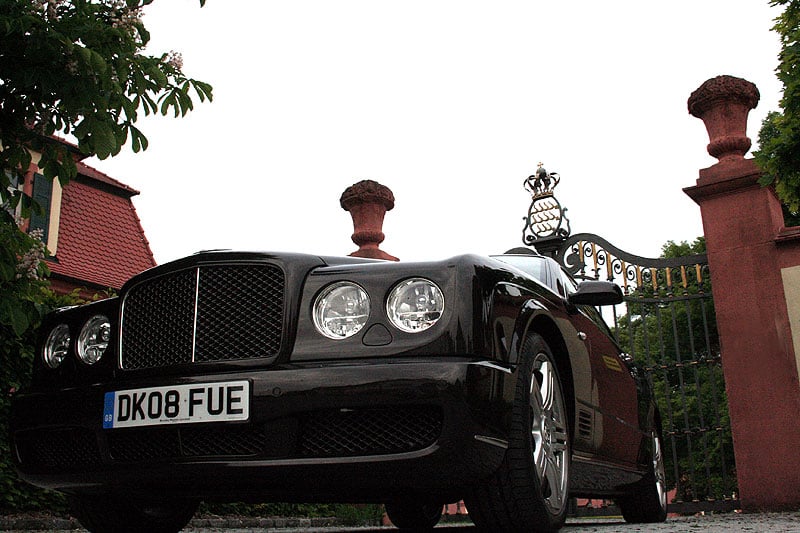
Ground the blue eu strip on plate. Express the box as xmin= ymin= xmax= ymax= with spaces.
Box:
xmin=103 ymin=391 xmax=115 ymax=429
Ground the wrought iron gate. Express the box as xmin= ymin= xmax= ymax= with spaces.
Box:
xmin=552 ymin=233 xmax=738 ymax=513
xmin=519 ymin=164 xmax=737 ymax=513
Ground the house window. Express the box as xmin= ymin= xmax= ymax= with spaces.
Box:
xmin=29 ymin=173 xmax=52 ymax=244
xmin=4 ymin=169 xmax=61 ymax=255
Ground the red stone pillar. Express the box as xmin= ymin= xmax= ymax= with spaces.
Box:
xmin=685 ymin=75 xmax=800 ymax=511
xmin=340 ymin=180 xmax=399 ymax=261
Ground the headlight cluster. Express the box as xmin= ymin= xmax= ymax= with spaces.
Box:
xmin=313 ymin=282 xmax=371 ymax=339
xmin=387 ymin=278 xmax=445 ymax=333
xmin=312 ymin=278 xmax=444 ymax=340
xmin=43 ymin=324 xmax=71 ymax=369
xmin=42 ymin=315 xmax=111 ymax=368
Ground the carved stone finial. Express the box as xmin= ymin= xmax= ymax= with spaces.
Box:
xmin=688 ymin=75 xmax=760 ymax=162
xmin=340 ymin=180 xmax=398 ymax=261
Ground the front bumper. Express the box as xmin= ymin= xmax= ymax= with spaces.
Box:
xmin=10 ymin=357 xmax=515 ymax=503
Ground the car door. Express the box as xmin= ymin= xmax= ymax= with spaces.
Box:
xmin=551 ymin=264 xmax=642 ymax=466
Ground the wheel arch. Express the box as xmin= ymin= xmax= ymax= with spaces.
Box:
xmin=521 ymin=312 xmax=576 ymax=441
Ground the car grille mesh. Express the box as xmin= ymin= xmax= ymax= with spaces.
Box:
xmin=15 ymin=428 xmax=101 ymax=471
xmin=299 ymin=407 xmax=442 ymax=457
xmin=121 ymin=264 xmax=285 ymax=369
xmin=17 ymin=408 xmax=442 ymax=470
xmin=108 ymin=428 xmax=181 ymax=462
xmin=100 ymin=407 xmax=442 ymax=464
xmin=181 ymin=425 xmax=268 ymax=457
xmin=122 ymin=270 xmax=196 ymax=368
xmin=194 ymin=265 xmax=284 ymax=362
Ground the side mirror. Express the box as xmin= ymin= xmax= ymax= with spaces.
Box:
xmin=568 ymin=281 xmax=623 ymax=306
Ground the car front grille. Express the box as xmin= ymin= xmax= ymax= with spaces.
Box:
xmin=120 ymin=263 xmax=285 ymax=370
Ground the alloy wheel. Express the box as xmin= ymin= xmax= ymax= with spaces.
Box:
xmin=529 ymin=351 xmax=569 ymax=515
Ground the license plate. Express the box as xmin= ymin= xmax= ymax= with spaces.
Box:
xmin=103 ymin=381 xmax=249 ymax=429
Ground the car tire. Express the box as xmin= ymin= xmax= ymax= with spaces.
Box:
xmin=68 ymin=494 xmax=199 ymax=533
xmin=384 ymin=500 xmax=443 ymax=529
xmin=465 ymin=334 xmax=570 ymax=532
xmin=617 ymin=428 xmax=668 ymax=523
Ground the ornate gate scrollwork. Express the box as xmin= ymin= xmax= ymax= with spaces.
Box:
xmin=554 ymin=233 xmax=709 ymax=291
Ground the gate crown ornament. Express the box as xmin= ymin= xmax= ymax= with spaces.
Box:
xmin=522 ymin=163 xmax=571 ymax=246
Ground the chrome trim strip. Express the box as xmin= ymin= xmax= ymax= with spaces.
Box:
xmin=191 ymin=267 xmax=200 ymax=363
xmin=474 ymin=435 xmax=509 ymax=449
xmin=469 ymin=360 xmax=513 ymax=374
xmin=118 ymin=294 xmax=126 ymax=369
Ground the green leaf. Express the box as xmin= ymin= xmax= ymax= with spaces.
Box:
xmin=193 ymin=80 xmax=214 ymax=102
xmin=42 ymin=159 xmax=60 ymax=180
xmin=92 ymin=123 xmax=117 ymax=160
xmin=121 ymin=97 xmax=137 ymax=121
xmin=76 ymin=46 xmax=91 ymax=67
xmin=159 ymin=92 xmax=176 ymax=116
xmin=141 ymin=92 xmax=157 ymax=115
xmin=129 ymin=125 xmax=149 ymax=153
xmin=113 ymin=125 xmax=128 ymax=153
xmin=74 ymin=118 xmax=92 ymax=140
xmin=177 ymin=90 xmax=193 ymax=116
xmin=90 ymin=50 xmax=107 ymax=75
xmin=0 ymin=258 xmax=15 ymax=282
xmin=149 ymin=64 xmax=168 ymax=88
xmin=59 ymin=157 xmax=77 ymax=186
xmin=0 ymin=299 xmax=30 ymax=337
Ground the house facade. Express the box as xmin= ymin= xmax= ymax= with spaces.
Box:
xmin=18 ymin=143 xmax=155 ymax=298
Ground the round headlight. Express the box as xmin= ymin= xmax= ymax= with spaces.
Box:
xmin=77 ymin=315 xmax=111 ymax=365
xmin=43 ymin=324 xmax=71 ymax=369
xmin=387 ymin=278 xmax=444 ymax=333
xmin=313 ymin=282 xmax=370 ymax=339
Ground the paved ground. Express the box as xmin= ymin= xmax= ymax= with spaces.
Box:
xmin=3 ymin=512 xmax=800 ymax=532
xmin=562 ymin=514 xmax=800 ymax=532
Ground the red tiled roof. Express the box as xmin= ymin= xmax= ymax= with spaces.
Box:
xmin=47 ymin=168 xmax=156 ymax=290
xmin=75 ymin=161 xmax=140 ymax=196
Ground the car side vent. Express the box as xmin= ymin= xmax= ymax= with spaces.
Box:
xmin=577 ymin=409 xmax=593 ymax=439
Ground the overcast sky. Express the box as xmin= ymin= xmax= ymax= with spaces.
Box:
xmin=90 ymin=1 xmax=784 ymax=265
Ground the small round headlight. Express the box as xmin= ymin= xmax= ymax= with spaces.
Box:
xmin=77 ymin=315 xmax=111 ymax=365
xmin=387 ymin=278 xmax=444 ymax=333
xmin=313 ymin=282 xmax=370 ymax=339
xmin=43 ymin=324 xmax=71 ymax=369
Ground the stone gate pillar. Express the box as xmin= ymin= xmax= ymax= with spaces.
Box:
xmin=340 ymin=180 xmax=399 ymax=261
xmin=684 ymin=75 xmax=800 ymax=511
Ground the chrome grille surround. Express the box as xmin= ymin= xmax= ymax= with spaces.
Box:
xmin=120 ymin=263 xmax=285 ymax=370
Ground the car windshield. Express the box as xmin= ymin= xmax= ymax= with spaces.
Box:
xmin=494 ymin=255 xmax=549 ymax=286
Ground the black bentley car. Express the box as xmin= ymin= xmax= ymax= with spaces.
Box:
xmin=10 ymin=250 xmax=667 ymax=532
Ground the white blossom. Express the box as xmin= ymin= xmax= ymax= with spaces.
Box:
xmin=30 ymin=0 xmax=67 ymax=20
xmin=164 ymin=51 xmax=184 ymax=71
xmin=16 ymin=228 xmax=47 ymax=281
